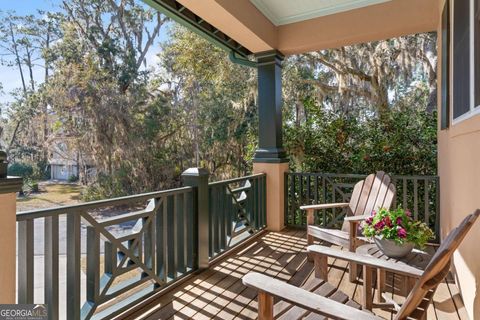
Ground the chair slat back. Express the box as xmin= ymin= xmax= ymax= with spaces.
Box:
xmin=342 ymin=172 xmax=395 ymax=232
xmin=395 ymin=210 xmax=480 ymax=320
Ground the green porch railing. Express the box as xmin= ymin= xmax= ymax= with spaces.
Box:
xmin=284 ymin=172 xmax=440 ymax=242
xmin=208 ymin=173 xmax=267 ymax=259
xmin=16 ymin=187 xmax=196 ymax=320
xmin=15 ymin=171 xmax=267 ymax=320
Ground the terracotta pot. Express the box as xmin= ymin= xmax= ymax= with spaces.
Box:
xmin=374 ymin=236 xmax=414 ymax=258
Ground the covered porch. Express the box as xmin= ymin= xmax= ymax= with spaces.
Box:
xmin=0 ymin=0 xmax=477 ymax=319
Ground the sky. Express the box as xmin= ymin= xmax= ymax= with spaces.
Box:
xmin=0 ymin=0 xmax=169 ymax=104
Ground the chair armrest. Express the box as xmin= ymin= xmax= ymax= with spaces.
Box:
xmin=300 ymin=203 xmax=349 ymax=211
xmin=344 ymin=215 xmax=370 ymax=222
xmin=308 ymin=245 xmax=424 ymax=278
xmin=243 ymin=272 xmax=382 ymax=320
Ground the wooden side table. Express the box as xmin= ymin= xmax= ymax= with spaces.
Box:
xmin=356 ymin=244 xmax=434 ymax=307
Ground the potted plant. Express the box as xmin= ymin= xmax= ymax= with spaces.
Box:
xmin=362 ymin=207 xmax=434 ymax=258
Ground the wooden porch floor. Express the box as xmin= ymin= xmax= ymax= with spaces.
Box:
xmin=125 ymin=229 xmax=468 ymax=320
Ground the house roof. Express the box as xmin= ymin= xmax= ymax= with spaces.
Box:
xmin=146 ymin=0 xmax=441 ymax=56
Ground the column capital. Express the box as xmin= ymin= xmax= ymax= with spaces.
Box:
xmin=255 ymin=50 xmax=285 ymax=66
xmin=0 ymin=177 xmax=23 ymax=194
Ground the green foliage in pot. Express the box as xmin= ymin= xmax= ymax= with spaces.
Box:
xmin=362 ymin=207 xmax=434 ymax=248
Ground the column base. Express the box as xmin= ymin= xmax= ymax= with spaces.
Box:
xmin=253 ymin=162 xmax=289 ymax=232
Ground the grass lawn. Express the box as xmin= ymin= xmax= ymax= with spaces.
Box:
xmin=17 ymin=182 xmax=84 ymax=212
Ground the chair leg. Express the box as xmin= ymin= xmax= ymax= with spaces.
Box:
xmin=362 ymin=265 xmax=373 ymax=311
xmin=349 ymin=263 xmax=357 ymax=282
xmin=314 ymin=254 xmax=328 ymax=281
xmin=258 ymin=291 xmax=274 ymax=320
xmin=348 ymin=231 xmax=358 ymax=282
xmin=307 ymin=234 xmax=314 ymax=261
xmin=376 ymin=269 xmax=386 ymax=303
xmin=306 ymin=210 xmax=314 ymax=262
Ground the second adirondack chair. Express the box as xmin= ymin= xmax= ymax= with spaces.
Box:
xmin=300 ymin=171 xmax=395 ymax=280
xmin=243 ymin=209 xmax=480 ymax=320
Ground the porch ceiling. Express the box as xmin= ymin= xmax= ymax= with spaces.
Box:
xmin=249 ymin=0 xmax=392 ymax=26
xmin=146 ymin=0 xmax=440 ymax=56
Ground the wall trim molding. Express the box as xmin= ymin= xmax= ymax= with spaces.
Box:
xmin=0 ymin=177 xmax=23 ymax=194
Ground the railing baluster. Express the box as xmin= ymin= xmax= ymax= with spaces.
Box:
xmin=86 ymin=226 xmax=100 ymax=304
xmin=424 ymin=179 xmax=429 ymax=225
xmin=209 ymin=187 xmax=214 ymax=258
xmin=214 ymin=186 xmax=220 ymax=255
xmin=319 ymin=176 xmax=324 ymax=226
xmin=254 ymin=178 xmax=260 ymax=229
xmin=176 ymin=193 xmax=185 ymax=274
xmin=186 ymin=191 xmax=194 ymax=269
xmin=18 ymin=219 xmax=34 ymax=304
xmin=104 ymin=240 xmax=116 ymax=275
xmin=414 ymin=178 xmax=418 ymax=220
xmin=182 ymin=192 xmax=188 ymax=273
xmin=44 ymin=215 xmax=59 ymax=320
xmin=157 ymin=198 xmax=166 ymax=282
xmin=167 ymin=195 xmax=175 ymax=280
xmin=143 ymin=205 xmax=155 ymax=277
xmin=403 ymin=178 xmax=407 ymax=209
xmin=435 ymin=177 xmax=441 ymax=242
xmin=219 ymin=186 xmax=226 ymax=251
xmin=332 ymin=181 xmax=337 ymax=227
xmin=299 ymin=174 xmax=303 ymax=225
xmin=226 ymin=187 xmax=233 ymax=237
xmin=66 ymin=214 xmax=81 ymax=320
xmin=306 ymin=175 xmax=311 ymax=206
xmin=290 ymin=175 xmax=295 ymax=226
xmin=262 ymin=175 xmax=266 ymax=228
xmin=392 ymin=177 xmax=397 ymax=209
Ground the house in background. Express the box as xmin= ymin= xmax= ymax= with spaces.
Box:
xmin=48 ymin=139 xmax=96 ymax=182
xmin=49 ymin=141 xmax=79 ymax=180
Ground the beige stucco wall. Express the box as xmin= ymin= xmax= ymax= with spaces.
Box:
xmin=0 ymin=192 xmax=17 ymax=303
xmin=437 ymin=0 xmax=480 ymax=318
xmin=253 ymin=162 xmax=288 ymax=231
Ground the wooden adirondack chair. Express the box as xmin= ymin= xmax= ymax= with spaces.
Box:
xmin=243 ymin=209 xmax=480 ymax=320
xmin=301 ymin=171 xmax=395 ymax=281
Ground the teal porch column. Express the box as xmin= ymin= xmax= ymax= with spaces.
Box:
xmin=254 ymin=50 xmax=288 ymax=163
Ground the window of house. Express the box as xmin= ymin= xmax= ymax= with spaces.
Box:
xmin=441 ymin=1 xmax=450 ymax=129
xmin=452 ymin=0 xmax=471 ymax=121
xmin=452 ymin=0 xmax=480 ymax=124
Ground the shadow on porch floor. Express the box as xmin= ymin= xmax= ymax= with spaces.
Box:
xmin=123 ymin=229 xmax=467 ymax=320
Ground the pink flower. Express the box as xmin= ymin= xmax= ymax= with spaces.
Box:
xmin=384 ymin=216 xmax=393 ymax=228
xmin=396 ymin=217 xmax=403 ymax=225
xmin=374 ymin=220 xmax=385 ymax=230
xmin=405 ymin=209 xmax=412 ymax=217
xmin=371 ymin=210 xmax=377 ymax=216
xmin=365 ymin=217 xmax=373 ymax=225
xmin=397 ymin=228 xmax=407 ymax=238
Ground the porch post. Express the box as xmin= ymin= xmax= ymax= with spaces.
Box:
xmin=0 ymin=151 xmax=22 ymax=303
xmin=253 ymin=50 xmax=289 ymax=232
xmin=181 ymin=168 xmax=210 ymax=270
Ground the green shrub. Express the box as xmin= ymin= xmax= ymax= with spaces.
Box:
xmin=82 ymin=171 xmax=131 ymax=201
xmin=8 ymin=163 xmax=34 ymax=178
xmin=68 ymin=175 xmax=79 ymax=182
